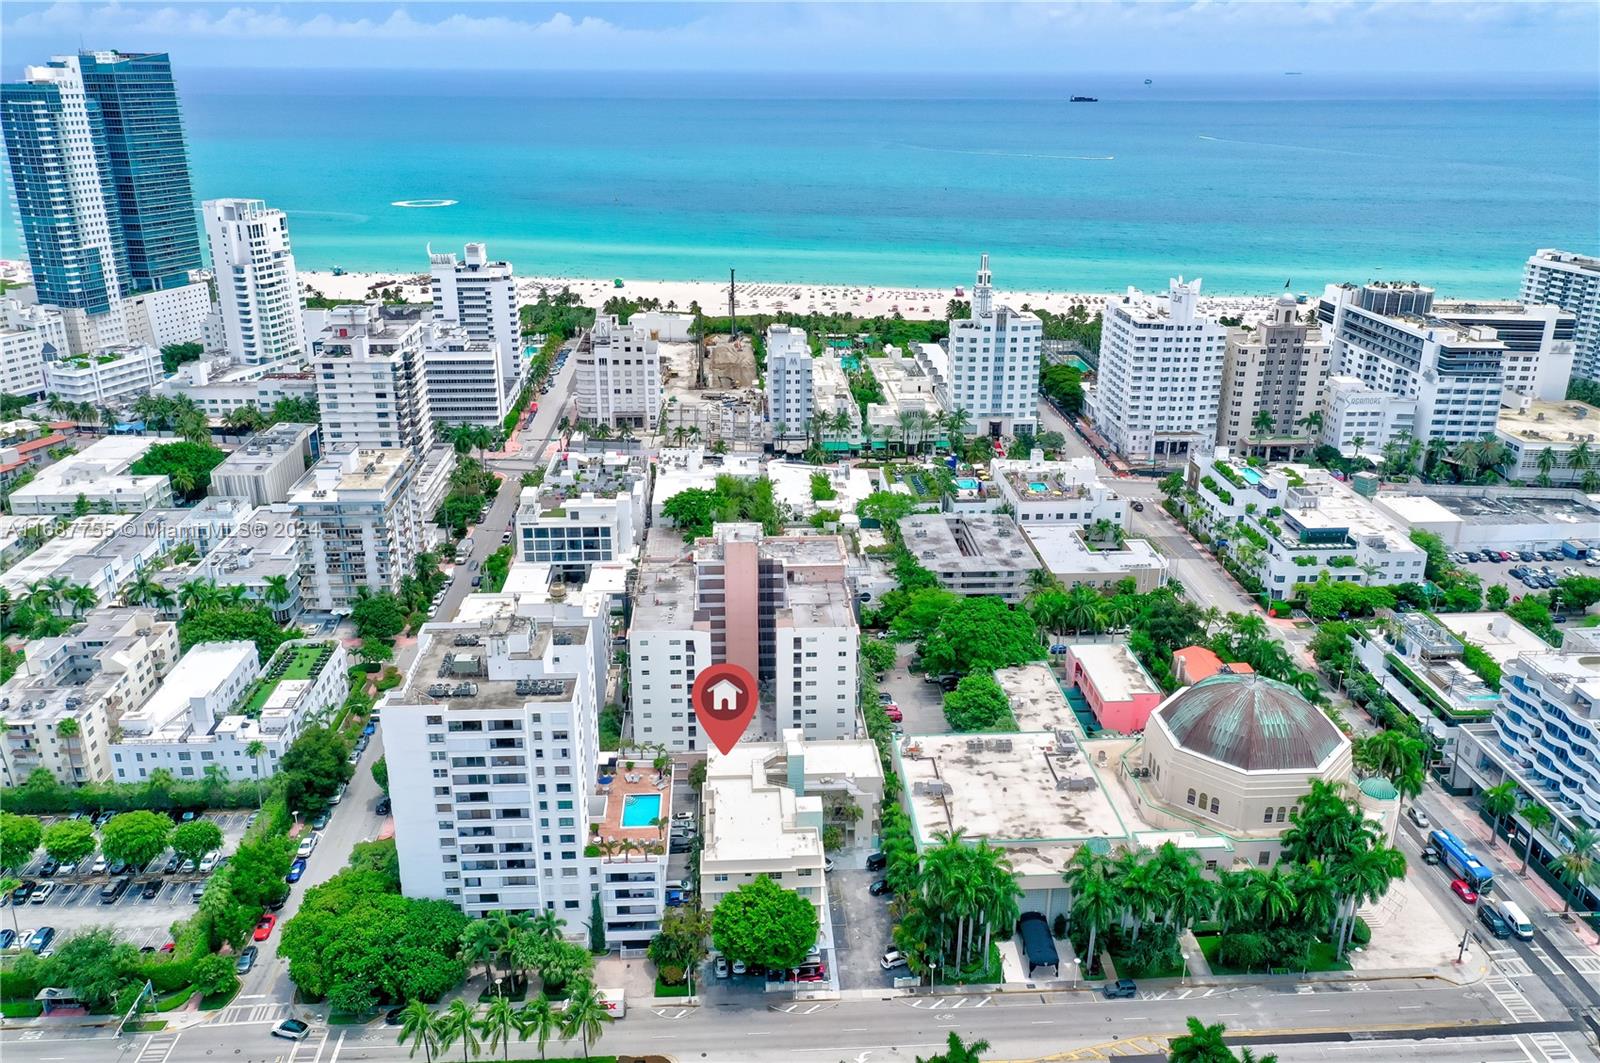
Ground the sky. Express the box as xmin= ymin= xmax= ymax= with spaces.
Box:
xmin=3 ymin=0 xmax=1597 ymax=78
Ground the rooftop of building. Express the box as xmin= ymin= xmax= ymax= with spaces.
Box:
xmin=775 ymin=577 xmax=857 ymax=630
xmin=199 ymin=505 xmax=302 ymax=581
xmin=1067 ymin=643 xmax=1162 ymax=702
xmin=0 ymin=515 xmax=132 ymax=592
xmin=118 ymin=641 xmax=256 ymax=738
xmin=901 ymin=513 xmax=1041 ymax=573
xmin=1438 ymin=612 xmax=1553 ymax=666
xmin=632 ymin=551 xmax=697 ymax=632
xmin=213 ymin=423 xmax=315 ymax=473
xmin=235 ymin=642 xmax=339 ymax=719
xmin=288 ymin=447 xmax=411 ymax=500
xmin=1379 ymin=485 xmax=1600 ymax=527
xmin=1532 ymin=249 xmax=1600 ymax=270
xmin=990 ymin=453 xmax=1108 ymax=500
xmin=1152 ymin=674 xmax=1346 ymax=773
xmin=9 ymin=435 xmax=162 ymax=495
xmin=1024 ymin=523 xmax=1166 ymax=576
xmin=996 ymin=663 xmax=1076 ymax=733
xmin=703 ymin=742 xmax=823 ymax=866
xmin=594 ymin=764 xmax=675 ymax=847
xmin=1496 ymin=400 xmax=1600 ymax=445
xmin=396 ymin=614 xmax=583 ymax=711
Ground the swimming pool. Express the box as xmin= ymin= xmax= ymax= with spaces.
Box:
xmin=955 ymin=477 xmax=979 ymax=490
xmin=621 ymin=793 xmax=662 ymax=828
xmin=1029 ymin=481 xmax=1049 ymax=492
xmin=1239 ymin=467 xmax=1263 ymax=485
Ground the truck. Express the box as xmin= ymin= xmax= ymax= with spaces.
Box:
xmin=454 ymin=537 xmax=475 ymax=565
xmin=1562 ymin=539 xmax=1588 ymax=560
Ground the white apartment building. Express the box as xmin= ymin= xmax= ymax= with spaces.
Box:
xmin=1493 ymin=399 xmax=1600 ymax=486
xmin=901 ymin=513 xmax=1042 ymax=603
xmin=631 ymin=525 xmax=858 ymax=752
xmin=157 ymin=357 xmax=316 ymax=417
xmin=429 ymin=243 xmax=521 ymax=391
xmin=7 ymin=435 xmax=173 ymax=515
xmin=0 ymin=300 xmax=65 ymax=396
xmin=110 ymin=639 xmax=347 ymax=783
xmin=1217 ymin=293 xmax=1331 ymax=449
xmin=204 ymin=198 xmax=308 ymax=364
xmin=0 ymin=609 xmax=177 ymax=785
xmin=1523 ymin=249 xmax=1600 ymax=380
xmin=947 ymin=255 xmax=1041 ymax=438
xmin=1431 ymin=300 xmax=1576 ymax=404
xmin=312 ymin=302 xmax=433 ymax=452
xmin=208 ymin=422 xmax=318 ymax=505
xmin=1186 ymin=455 xmax=1427 ymax=601
xmin=1319 ymin=376 xmax=1405 ymax=455
xmin=289 ymin=446 xmax=425 ymax=613
xmin=1093 ymin=278 xmax=1228 ymax=464
xmin=196 ymin=503 xmax=308 ymax=622
xmin=385 ymin=597 xmax=667 ymax=942
xmin=515 ymin=451 xmax=646 ymax=568
xmin=865 ymin=347 xmax=947 ymax=451
xmin=766 ymin=324 xmax=813 ymax=444
xmin=1316 ymin=283 xmax=1508 ymax=451
xmin=121 ymin=282 xmax=211 ymax=350
xmin=43 ymin=343 xmax=162 ymax=405
xmin=990 ymin=451 xmax=1127 ymax=529
xmin=421 ymin=322 xmax=510 ymax=428
xmin=574 ymin=315 xmax=662 ymax=431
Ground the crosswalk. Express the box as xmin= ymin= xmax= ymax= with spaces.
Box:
xmin=213 ymin=1001 xmax=291 ymax=1026
xmin=1526 ymin=1031 xmax=1580 ymax=1063
xmin=136 ymin=1030 xmax=180 ymax=1063
xmin=1001 ymin=1034 xmax=1170 ymax=1060
xmin=1484 ymin=975 xmax=1542 ymax=1024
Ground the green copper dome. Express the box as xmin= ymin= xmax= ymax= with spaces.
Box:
xmin=1156 ymin=674 xmax=1343 ymax=772
xmin=1359 ymin=777 xmax=1398 ymax=800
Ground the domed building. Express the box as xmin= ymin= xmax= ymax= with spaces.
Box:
xmin=1133 ymin=673 xmax=1353 ymax=866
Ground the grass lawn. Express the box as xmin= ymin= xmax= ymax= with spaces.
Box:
xmin=1 ymin=999 xmax=43 ymax=1018
xmin=1582 ymin=615 xmax=1600 ymax=628
xmin=199 ymin=985 xmax=240 ymax=1010
xmin=128 ymin=1020 xmax=169 ymax=1032
xmin=328 ymin=1011 xmax=374 ymax=1025
xmin=1196 ymin=934 xmax=1352 ymax=975
xmin=241 ymin=645 xmax=330 ymax=716
xmin=654 ymin=977 xmax=691 ymax=997
xmin=937 ymin=944 xmax=1003 ymax=986
xmin=155 ymin=987 xmax=196 ymax=1012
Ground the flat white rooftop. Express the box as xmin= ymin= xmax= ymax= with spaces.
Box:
xmin=1067 ymin=643 xmax=1160 ymax=703
xmin=996 ymin=663 xmax=1076 ymax=733
xmin=1438 ymin=612 xmax=1552 ymax=666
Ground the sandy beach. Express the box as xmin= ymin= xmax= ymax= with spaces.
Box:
xmin=298 ymin=269 xmax=1294 ymax=322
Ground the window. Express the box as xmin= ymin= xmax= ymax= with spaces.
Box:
xmin=1198 ymin=792 xmax=1209 ymax=811
xmin=1263 ymin=807 xmax=1274 ymax=824
xmin=1209 ymin=798 xmax=1220 ymax=815
xmin=1276 ymin=806 xmax=1287 ymax=823
xmin=1186 ymin=789 xmax=1196 ymax=806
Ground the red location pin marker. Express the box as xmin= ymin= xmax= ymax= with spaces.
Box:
xmin=692 ymin=662 xmax=758 ymax=754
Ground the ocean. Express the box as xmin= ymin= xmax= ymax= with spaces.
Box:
xmin=16 ymin=69 xmax=1600 ymax=297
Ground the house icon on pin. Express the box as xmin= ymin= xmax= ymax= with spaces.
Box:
xmin=709 ymin=678 xmax=742 ymax=718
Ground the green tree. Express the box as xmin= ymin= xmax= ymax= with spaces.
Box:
xmin=191 ymin=952 xmax=240 ymax=998
xmin=1481 ymin=782 xmax=1520 ymax=850
xmin=41 ymin=818 xmax=97 ymax=866
xmin=35 ymin=927 xmax=140 ymax=1010
xmin=1166 ymin=1017 xmax=1278 ymax=1062
xmin=917 ymin=1031 xmax=993 ymax=1063
xmin=1487 ymin=583 xmax=1511 ymax=610
xmin=179 ymin=600 xmax=289 ymax=665
xmin=128 ymin=440 xmax=227 ymax=499
xmin=478 ymin=994 xmax=525 ymax=1061
xmin=712 ymin=874 xmax=820 ymax=970
xmin=172 ymin=819 xmax=225 ymax=868
xmin=98 ymin=809 xmax=172 ymax=869
xmin=559 ymin=979 xmax=613 ymax=1061
xmin=1553 ymin=826 xmax=1600 ymax=916
xmin=518 ymin=995 xmax=561 ymax=1061
xmin=918 ymin=596 xmax=1045 ymax=676
xmin=397 ymin=1000 xmax=441 ymax=1062
xmin=648 ymin=905 xmax=710 ymax=986
xmin=436 ymin=999 xmax=482 ymax=1063
xmin=1519 ymin=802 xmax=1555 ymax=876
xmin=0 ymin=812 xmax=43 ymax=870
xmin=351 ymin=592 xmax=408 ymax=643
xmin=278 ymin=725 xmax=354 ymax=814
xmin=372 ymin=756 xmax=390 ymax=794
xmin=1353 ymin=730 xmax=1427 ymax=801
xmin=941 ymin=673 xmax=1018 ymax=732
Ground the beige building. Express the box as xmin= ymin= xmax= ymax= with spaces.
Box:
xmin=1217 ymin=293 xmax=1330 ymax=454
xmin=0 ymin=609 xmax=177 ymax=785
xmin=1132 ymin=674 xmax=1353 ymax=866
xmin=901 ymin=513 xmax=1042 ymax=603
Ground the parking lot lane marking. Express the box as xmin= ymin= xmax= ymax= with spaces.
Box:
xmin=326 ymin=1030 xmax=346 ymax=1063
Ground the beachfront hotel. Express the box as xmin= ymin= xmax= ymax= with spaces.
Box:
xmin=947 ymin=254 xmax=1043 ymax=439
xmin=1217 ymin=292 xmax=1331 ymax=454
xmin=573 ymin=314 xmax=663 ymax=431
xmin=1522 ymin=249 xmax=1600 ymax=380
xmin=1091 ymin=277 xmax=1227 ymax=464
xmin=311 ymin=302 xmax=435 ymax=452
xmin=429 ymin=242 xmax=522 ymax=392
xmin=204 ymin=198 xmax=309 ymax=365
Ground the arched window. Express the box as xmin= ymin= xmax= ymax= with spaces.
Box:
xmin=1210 ymin=798 xmax=1220 ymax=815
xmin=1186 ymin=788 xmax=1196 ymax=806
xmin=1276 ymin=806 xmax=1287 ymax=823
xmin=1198 ymin=792 xmax=1209 ymax=812
xmin=1263 ymin=807 xmax=1275 ymax=824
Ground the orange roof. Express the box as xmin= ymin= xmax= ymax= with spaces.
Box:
xmin=1225 ymin=661 xmax=1255 ymax=675
xmin=1172 ymin=646 xmax=1224 ymax=684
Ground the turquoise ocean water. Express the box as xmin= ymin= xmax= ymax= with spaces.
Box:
xmin=9 ymin=70 xmax=1599 ymax=297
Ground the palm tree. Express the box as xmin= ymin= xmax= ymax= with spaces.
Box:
xmin=63 ymin=583 xmax=98 ymax=617
xmin=1481 ymin=781 xmax=1519 ymax=851
xmin=1168 ymin=1016 xmax=1230 ymax=1063
xmin=1519 ymin=802 xmax=1555 ymax=876
xmin=1063 ymin=586 xmax=1103 ymax=636
xmin=915 ymin=1031 xmax=991 ymax=1063
xmin=1536 ymin=447 xmax=1557 ymax=487
xmin=478 ymin=995 xmax=525 ymax=1061
xmin=1249 ymin=864 xmax=1297 ymax=927
xmin=436 ymin=999 xmax=481 ymax=1063
xmin=179 ymin=578 xmax=220 ymax=613
xmin=517 ymin=995 xmax=561 ymax=1061
xmin=558 ymin=980 xmax=612 ymax=1061
xmin=1212 ymin=868 xmax=1257 ymax=933
xmin=263 ymin=574 xmax=292 ymax=617
xmin=1354 ymin=730 xmax=1426 ymax=801
xmin=1331 ymin=842 xmax=1406 ymax=957
xmin=461 ymin=919 xmax=499 ymax=984
xmin=1251 ymin=409 xmax=1275 ymax=439
xmin=397 ymin=1000 xmax=441 ymax=1062
xmin=245 ymin=739 xmax=267 ymax=807
xmin=1553 ymin=827 xmax=1600 ymax=917
xmin=1570 ymin=441 xmax=1593 ymax=474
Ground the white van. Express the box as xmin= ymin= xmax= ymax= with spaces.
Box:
xmin=1497 ymin=899 xmax=1535 ymax=941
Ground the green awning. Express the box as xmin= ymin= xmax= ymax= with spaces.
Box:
xmin=822 ymin=441 xmax=854 ymax=452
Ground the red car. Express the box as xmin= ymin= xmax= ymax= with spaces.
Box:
xmin=253 ymin=913 xmax=277 ymax=941
xmin=1450 ymin=878 xmax=1478 ymax=905
xmin=883 ymin=705 xmax=903 ymax=723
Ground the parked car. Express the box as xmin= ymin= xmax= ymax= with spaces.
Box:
xmin=1450 ymin=878 xmax=1478 ymax=905
xmin=310 ymin=810 xmax=330 ymax=831
xmin=297 ymin=832 xmax=320 ymax=859
xmin=330 ymin=783 xmax=348 ymax=805
xmin=883 ymin=705 xmax=903 ymax=723
xmin=91 ymin=857 xmax=107 ymax=875
xmin=868 ymin=878 xmax=893 ymax=896
xmin=0 ymin=929 xmax=15 ymax=950
xmin=362 ymin=721 xmax=377 ymax=737
xmin=375 ymin=797 xmax=392 ymax=817
xmin=58 ymin=861 xmax=78 ymax=876
xmin=141 ymin=880 xmax=162 ymax=899
xmin=271 ymin=1020 xmax=312 ymax=1041
xmin=165 ymin=855 xmax=181 ymax=874
xmin=714 ymin=955 xmax=730 ymax=979
xmin=1478 ymin=906 xmax=1512 ymax=938
xmin=732 ymin=960 xmax=748 ymax=975
xmin=39 ymin=858 xmax=59 ymax=877
xmin=824 ymin=858 xmax=835 ymax=873
xmin=108 ymin=860 xmax=127 ymax=876
xmin=253 ymin=914 xmax=277 ymax=941
xmin=26 ymin=927 xmax=55 ymax=954
xmin=1406 ymin=806 xmax=1431 ymax=829
xmin=198 ymin=851 xmax=221 ymax=874
xmin=1102 ymin=978 xmax=1138 ymax=999
xmin=881 ymin=948 xmax=908 ymax=970
xmin=101 ymin=877 xmax=131 ymax=904
xmin=865 ymin=852 xmax=887 ymax=871
xmin=236 ymin=945 xmax=259 ymax=974
xmin=29 ymin=882 xmax=55 ymax=904
xmin=191 ymin=881 xmax=207 ymax=904
xmin=384 ymin=1005 xmax=407 ymax=1026
xmin=10 ymin=881 xmax=35 ymax=904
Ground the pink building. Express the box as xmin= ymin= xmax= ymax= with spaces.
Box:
xmin=1063 ymin=643 xmax=1164 ymax=733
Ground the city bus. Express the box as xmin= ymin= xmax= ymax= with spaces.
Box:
xmin=1429 ymin=828 xmax=1495 ymax=895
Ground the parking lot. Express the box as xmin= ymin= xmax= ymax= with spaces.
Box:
xmin=880 ymin=647 xmax=949 ymax=736
xmin=829 ymin=864 xmax=900 ymax=991
xmin=2 ymin=809 xmax=256 ymax=946
xmin=1454 ymin=547 xmax=1599 ymax=599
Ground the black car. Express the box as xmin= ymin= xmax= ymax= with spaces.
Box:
xmin=100 ymin=877 xmax=131 ymax=903
xmin=10 ymin=881 xmax=35 ymax=904
xmin=140 ymin=879 xmax=162 ymax=899
xmin=868 ymin=878 xmax=893 ymax=896
xmin=39 ymin=858 xmax=58 ymax=877
xmin=865 ymin=852 xmax=887 ymax=872
xmin=384 ymin=1005 xmax=406 ymax=1026
xmin=375 ymin=796 xmax=392 ymax=816
xmin=236 ymin=945 xmax=259 ymax=973
xmin=1102 ymin=978 xmax=1138 ymax=999
xmin=1420 ymin=845 xmax=1441 ymax=865
xmin=1479 ymin=906 xmax=1512 ymax=939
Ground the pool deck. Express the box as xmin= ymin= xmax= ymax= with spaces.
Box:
xmin=595 ymin=766 xmax=672 ymax=845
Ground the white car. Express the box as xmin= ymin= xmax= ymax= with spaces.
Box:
xmin=714 ymin=955 xmax=730 ymax=979
xmin=1406 ymin=806 xmax=1431 ymax=829
xmin=881 ymin=948 xmax=908 ymax=970
xmin=91 ymin=856 xmax=107 ymax=875
xmin=296 ymin=832 xmax=320 ymax=859
xmin=198 ymin=851 xmax=221 ymax=874
xmin=271 ymin=1019 xmax=313 ymax=1041
xmin=29 ymin=883 xmax=55 ymax=905
xmin=1565 ymin=566 xmax=1582 ymax=578
xmin=330 ymin=782 xmax=347 ymax=805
